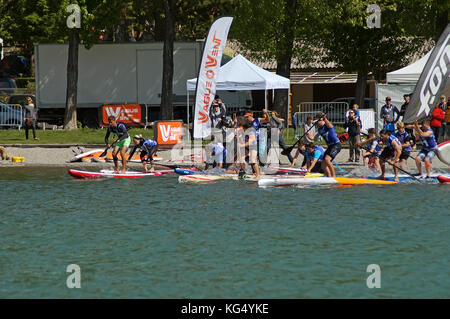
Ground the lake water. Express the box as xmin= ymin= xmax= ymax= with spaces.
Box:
xmin=0 ymin=167 xmax=449 ymax=298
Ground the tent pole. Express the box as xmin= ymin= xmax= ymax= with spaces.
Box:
xmin=286 ymin=88 xmax=289 ymax=140
xmin=187 ymin=90 xmax=190 ymax=128
xmin=265 ymin=90 xmax=267 ymax=110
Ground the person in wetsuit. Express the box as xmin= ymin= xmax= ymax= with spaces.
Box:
xmin=128 ymin=134 xmax=159 ymax=172
xmin=105 ymin=115 xmax=130 ymax=174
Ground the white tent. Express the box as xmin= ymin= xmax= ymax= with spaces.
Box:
xmin=187 ymin=54 xmax=290 ymax=91
xmin=386 ymin=50 xmax=432 ymax=84
xmin=186 ymin=54 xmax=290 ymax=126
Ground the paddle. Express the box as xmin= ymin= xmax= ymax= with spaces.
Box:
xmin=99 ymin=145 xmax=110 ymax=157
xmin=363 ymin=148 xmax=419 ymax=181
xmin=281 ymin=119 xmax=319 ymax=156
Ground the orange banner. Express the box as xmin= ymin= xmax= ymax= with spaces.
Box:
xmin=102 ymin=104 xmax=142 ymax=125
xmin=155 ymin=121 xmax=183 ymax=146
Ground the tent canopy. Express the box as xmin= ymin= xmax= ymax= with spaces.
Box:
xmin=386 ymin=50 xmax=432 ymax=84
xmin=186 ymin=54 xmax=290 ymax=91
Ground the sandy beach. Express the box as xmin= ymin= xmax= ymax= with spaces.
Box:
xmin=0 ymin=144 xmax=448 ymax=174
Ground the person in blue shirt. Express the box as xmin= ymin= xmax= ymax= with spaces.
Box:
xmin=380 ymin=97 xmax=400 ymax=133
xmin=105 ymin=115 xmax=130 ymax=174
xmin=379 ymin=129 xmax=402 ymax=182
xmin=413 ymin=120 xmax=438 ymax=178
xmin=312 ymin=113 xmax=341 ymax=177
xmin=128 ymin=134 xmax=158 ymax=172
xmin=290 ymin=141 xmax=308 ymax=168
xmin=305 ymin=142 xmax=325 ymax=173
xmin=394 ymin=122 xmax=411 ymax=171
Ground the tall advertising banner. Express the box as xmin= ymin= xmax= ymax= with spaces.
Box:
xmin=404 ymin=23 xmax=450 ymax=123
xmin=193 ymin=17 xmax=233 ymax=139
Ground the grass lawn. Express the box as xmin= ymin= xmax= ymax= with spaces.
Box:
xmin=0 ymin=128 xmax=154 ymax=145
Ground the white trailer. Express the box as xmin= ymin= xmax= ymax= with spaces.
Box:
xmin=34 ymin=42 xmax=203 ymax=109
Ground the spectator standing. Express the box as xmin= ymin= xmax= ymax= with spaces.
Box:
xmin=430 ymin=96 xmax=445 ymax=143
xmin=445 ymin=98 xmax=450 ymax=140
xmin=303 ymin=116 xmax=316 ymax=143
xmin=23 ymin=96 xmax=39 ymax=140
xmin=344 ymin=110 xmax=360 ymax=162
xmin=399 ymin=93 xmax=416 ymax=149
xmin=209 ymin=101 xmax=227 ymax=131
xmin=380 ymin=96 xmax=400 ymax=133
xmin=292 ymin=113 xmax=298 ymax=137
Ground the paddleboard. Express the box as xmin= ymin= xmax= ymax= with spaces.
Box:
xmin=258 ymin=176 xmax=396 ymax=187
xmin=178 ymin=173 xmax=323 ymax=183
xmin=437 ymin=175 xmax=450 ymax=183
xmin=174 ymin=168 xmax=198 ymax=175
xmin=70 ymin=149 xmax=104 ymax=162
xmin=68 ymin=169 xmax=164 ymax=179
xmin=366 ymin=174 xmax=439 ymax=182
xmin=178 ymin=174 xmax=258 ymax=183
xmin=437 ymin=141 xmax=450 ymax=165
xmin=266 ymin=167 xmax=308 ymax=174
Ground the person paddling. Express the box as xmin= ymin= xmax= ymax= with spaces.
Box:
xmin=128 ymin=134 xmax=158 ymax=172
xmin=357 ymin=128 xmax=382 ymax=174
xmin=290 ymin=140 xmax=308 ymax=169
xmin=304 ymin=142 xmax=325 ymax=173
xmin=244 ymin=110 xmax=270 ymax=165
xmin=312 ymin=113 xmax=342 ymax=177
xmin=104 ymin=115 xmax=130 ymax=174
xmin=379 ymin=129 xmax=402 ymax=182
xmin=394 ymin=122 xmax=411 ymax=171
xmin=413 ymin=120 xmax=438 ymax=178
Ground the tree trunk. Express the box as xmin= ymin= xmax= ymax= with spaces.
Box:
xmin=354 ymin=70 xmax=367 ymax=109
xmin=64 ymin=30 xmax=79 ymax=130
xmin=273 ymin=0 xmax=295 ymax=121
xmin=160 ymin=0 xmax=175 ymax=120
xmin=273 ymin=56 xmax=291 ymax=120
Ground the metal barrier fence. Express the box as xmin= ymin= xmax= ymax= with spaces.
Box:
xmin=294 ymin=102 xmax=349 ymax=133
xmin=0 ymin=103 xmax=23 ymax=129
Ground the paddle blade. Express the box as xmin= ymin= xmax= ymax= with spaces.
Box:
xmin=99 ymin=148 xmax=108 ymax=157
xmin=281 ymin=146 xmax=294 ymax=156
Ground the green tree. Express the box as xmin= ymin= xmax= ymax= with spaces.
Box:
xmin=318 ymin=0 xmax=447 ymax=109
xmin=231 ymin=0 xmax=319 ymax=119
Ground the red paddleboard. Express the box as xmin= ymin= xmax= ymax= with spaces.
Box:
xmin=68 ymin=169 xmax=163 ymax=179
xmin=437 ymin=175 xmax=450 ymax=183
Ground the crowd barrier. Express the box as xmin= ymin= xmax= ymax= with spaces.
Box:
xmin=0 ymin=103 xmax=23 ymax=129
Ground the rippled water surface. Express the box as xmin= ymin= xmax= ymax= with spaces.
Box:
xmin=0 ymin=167 xmax=449 ymax=298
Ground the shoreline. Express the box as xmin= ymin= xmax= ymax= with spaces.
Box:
xmin=0 ymin=145 xmax=448 ymax=172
